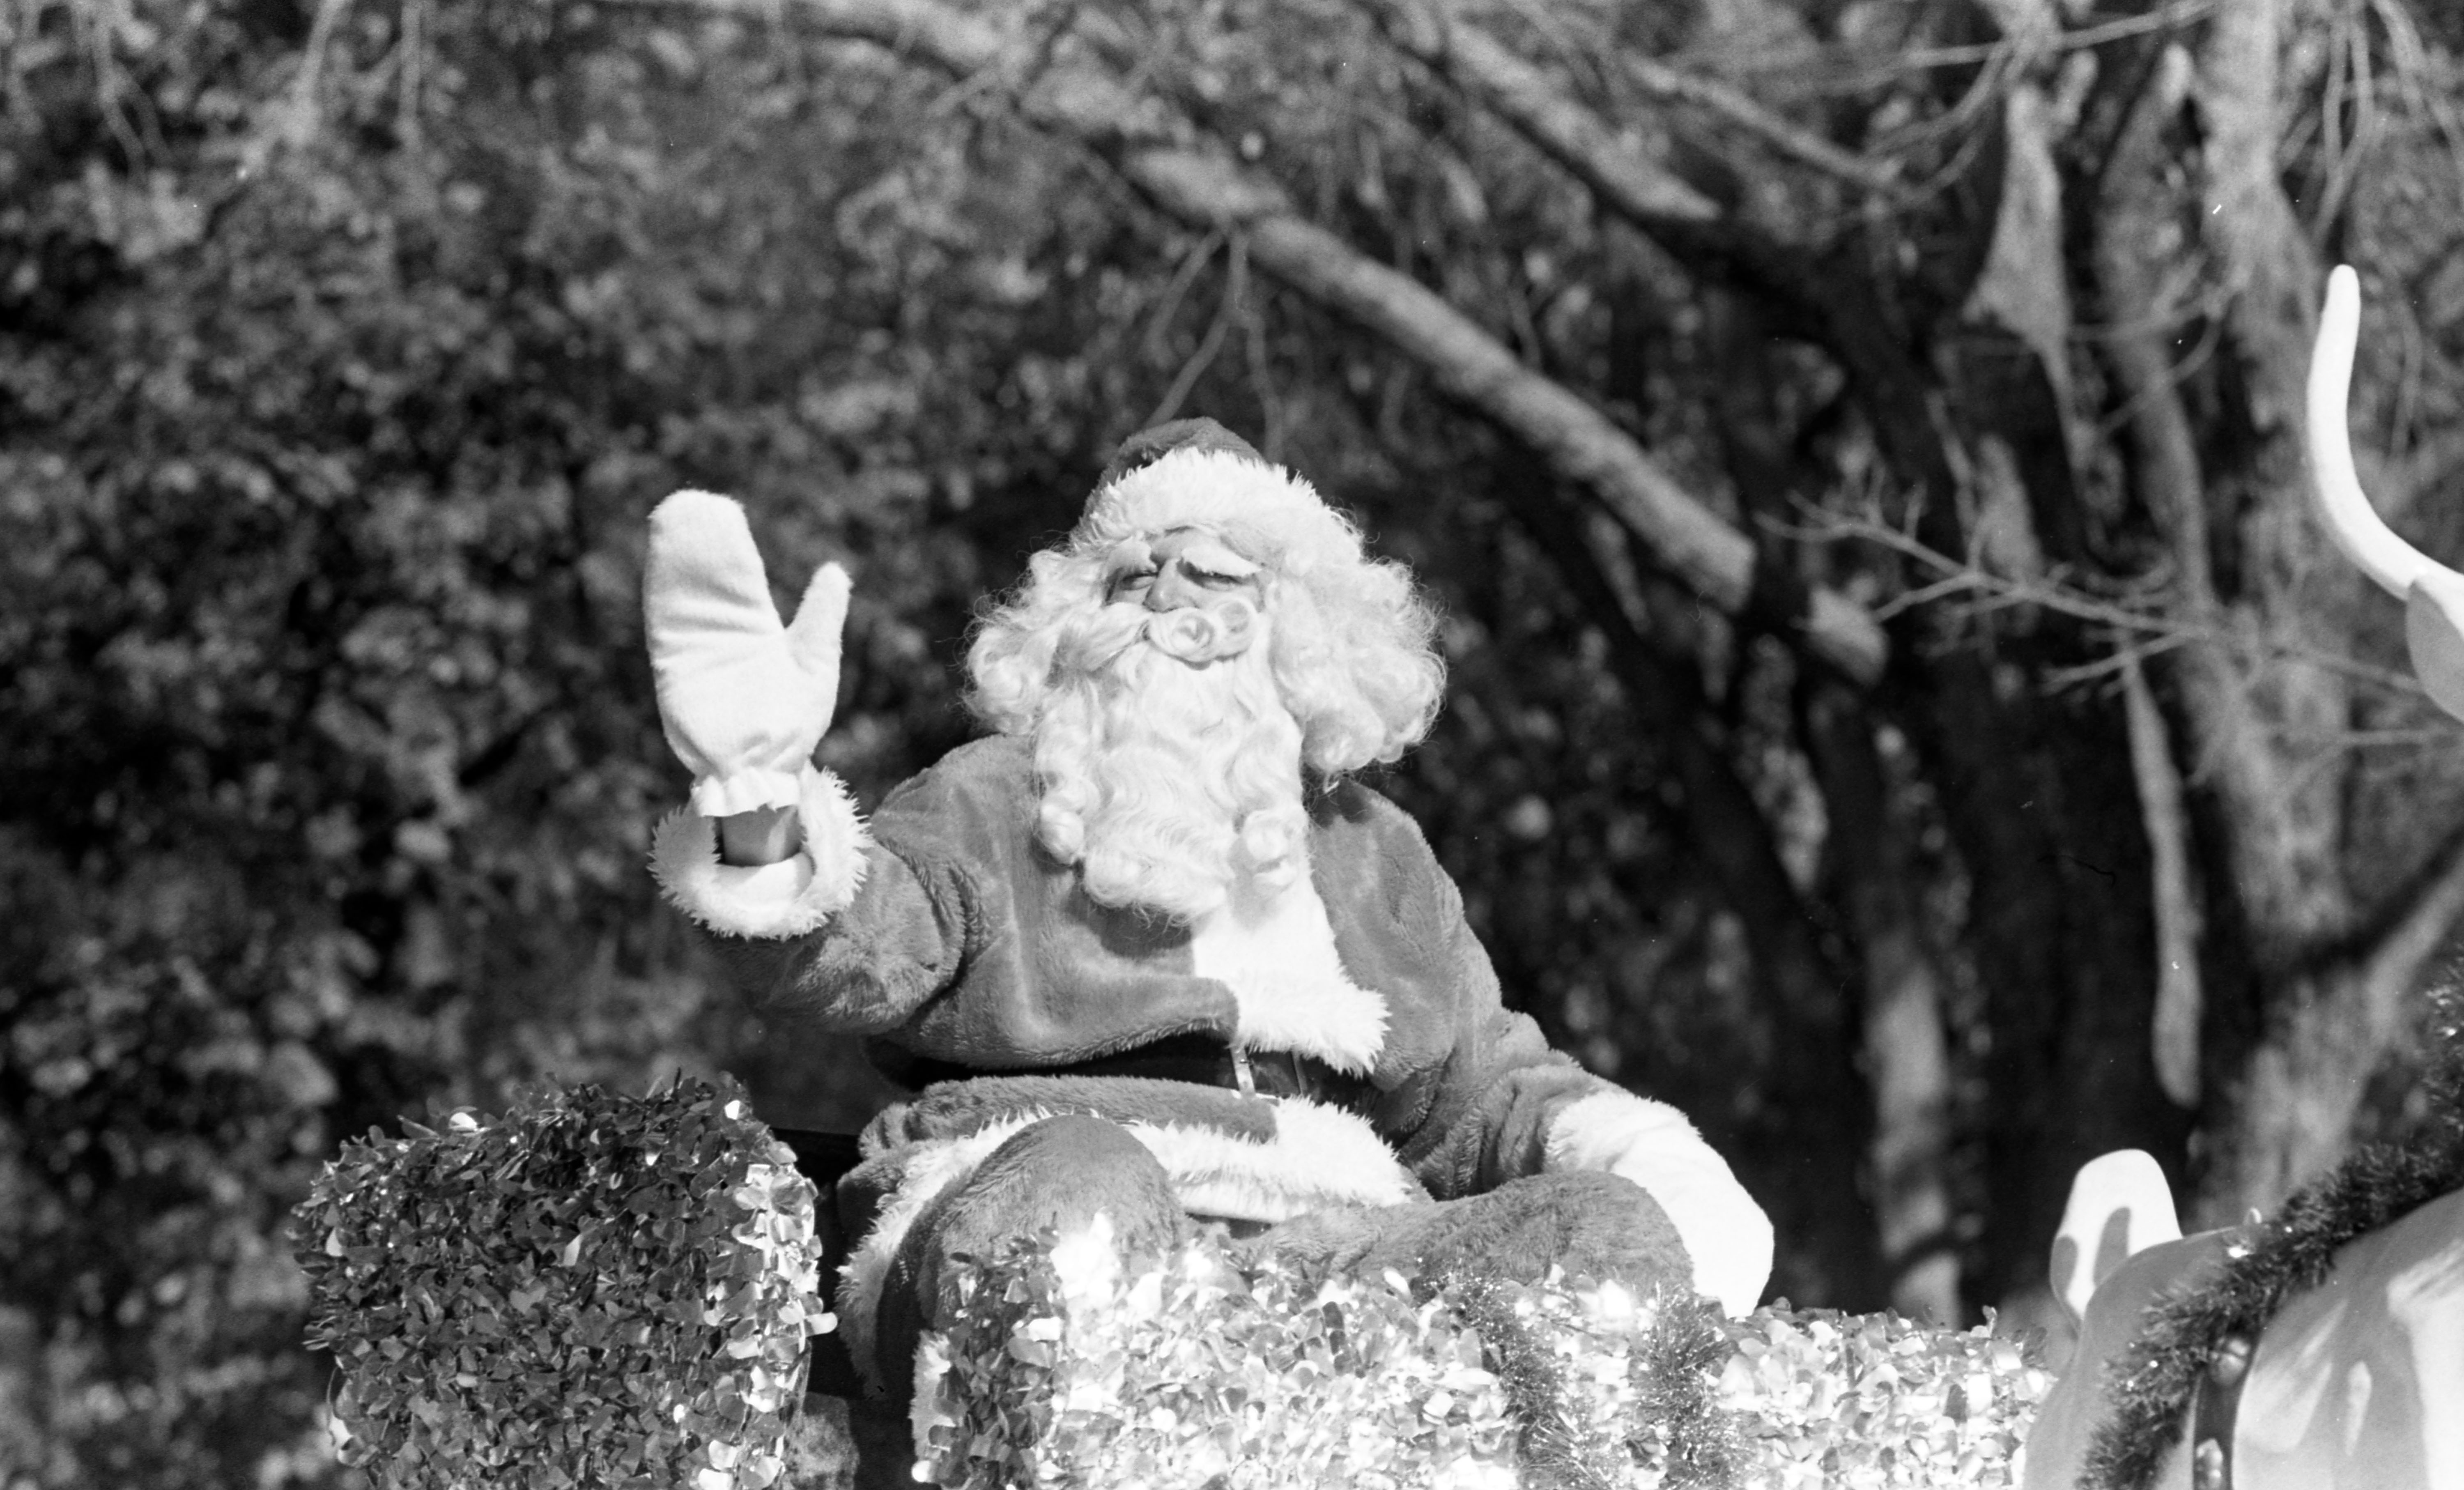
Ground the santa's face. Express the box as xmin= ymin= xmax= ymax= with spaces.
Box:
xmin=968 ymin=491 xmax=1444 ymax=918
xmin=1101 ymin=527 xmax=1266 ymax=666
xmin=969 ymin=479 xmax=1445 ymax=916
xmin=1020 ymin=525 xmax=1306 ymax=919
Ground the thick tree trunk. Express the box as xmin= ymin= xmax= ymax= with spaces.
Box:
xmin=2219 ymin=834 xmax=2464 ymax=1214
xmin=1506 ymin=465 xmax=1885 ymax=1308
xmin=1906 ymin=653 xmax=2192 ymax=1312
xmin=1701 ymin=290 xmax=1958 ymax=1320
xmin=1390 ymin=0 xmax=2172 ymax=1314
xmin=1807 ymin=685 xmax=1962 ymax=1322
xmin=2152 ymin=0 xmax=2439 ymax=1223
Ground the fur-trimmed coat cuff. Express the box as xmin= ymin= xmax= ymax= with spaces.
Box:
xmin=649 ymin=763 xmax=871 ymax=938
xmin=1543 ymin=1088 xmax=1773 ymax=1316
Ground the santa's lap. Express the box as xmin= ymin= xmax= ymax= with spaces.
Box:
xmin=859 ymin=1107 xmax=1692 ymax=1413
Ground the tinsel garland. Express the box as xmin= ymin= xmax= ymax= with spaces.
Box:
xmin=910 ymin=1229 xmax=1529 ymax=1490
xmin=2081 ymin=983 xmax=2464 ymax=1490
xmin=1438 ymin=1271 xmax=1598 ymax=1489
xmin=1438 ymin=1272 xmax=1742 ymax=1490
xmin=1632 ymin=1293 xmax=1743 ymax=1488
xmin=907 ymin=1224 xmax=2049 ymax=1489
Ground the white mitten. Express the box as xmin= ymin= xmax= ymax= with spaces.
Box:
xmin=1544 ymin=1090 xmax=1774 ymax=1316
xmin=645 ymin=490 xmax=850 ymax=816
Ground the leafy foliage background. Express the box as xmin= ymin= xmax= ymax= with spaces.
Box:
xmin=0 ymin=5 xmax=1717 ymax=1482
xmin=9 ymin=0 xmax=2464 ymax=1485
xmin=296 ymin=1077 xmax=827 ymax=1490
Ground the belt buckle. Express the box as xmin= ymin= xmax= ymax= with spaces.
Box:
xmin=1229 ymin=1044 xmax=1257 ymax=1096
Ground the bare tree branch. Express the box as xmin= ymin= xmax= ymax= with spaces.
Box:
xmin=1508 ymin=469 xmax=1884 ymax=1303
xmin=1621 ymin=52 xmax=1905 ymax=195
xmin=1961 ymin=59 xmax=2085 ymax=476
xmin=2124 ymin=652 xmax=2204 ymax=1108
xmin=1702 ymin=288 xmax=1943 ymax=1316
xmin=2360 ymin=819 xmax=2464 ymax=1009
xmin=2370 ymin=423 xmax=2464 ymax=528
xmin=2095 ymin=25 xmax=2359 ymax=962
xmin=1346 ymin=0 xmax=1724 ymax=225
xmin=1347 ymin=0 xmax=1903 ymax=244
xmin=1347 ymin=0 xmax=1998 ymax=595
xmin=1142 ymin=234 xmax=1242 ymax=427
xmin=606 ymin=0 xmax=1892 ymax=682
xmin=1872 ymin=0 xmax=2218 ymax=74
xmin=1799 ymin=511 xmax=2427 ymax=699
xmin=2235 ymin=821 xmax=2464 ymax=1209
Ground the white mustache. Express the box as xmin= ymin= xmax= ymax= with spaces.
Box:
xmin=1142 ymin=596 xmax=1260 ymax=665
xmin=1052 ymin=603 xmax=1153 ymax=676
xmin=1057 ymin=598 xmax=1264 ymax=678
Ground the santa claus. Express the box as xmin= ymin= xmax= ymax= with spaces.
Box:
xmin=643 ymin=419 xmax=1773 ymax=1412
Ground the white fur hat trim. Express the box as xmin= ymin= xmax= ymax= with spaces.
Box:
xmin=1076 ymin=446 xmax=1359 ymax=576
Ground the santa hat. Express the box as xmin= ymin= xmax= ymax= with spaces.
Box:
xmin=1073 ymin=418 xmax=1364 ymax=578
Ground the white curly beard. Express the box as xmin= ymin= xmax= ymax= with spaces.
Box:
xmin=1029 ymin=604 xmax=1307 ymax=922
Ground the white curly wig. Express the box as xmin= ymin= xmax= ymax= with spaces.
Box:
xmin=966 ymin=443 xmax=1446 ymax=779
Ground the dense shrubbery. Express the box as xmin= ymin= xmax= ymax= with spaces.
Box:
xmin=0 ymin=8 xmax=1740 ymax=1482
xmin=0 ymin=5 xmax=943 ymax=1481
xmin=295 ymin=1077 xmax=830 ymax=1490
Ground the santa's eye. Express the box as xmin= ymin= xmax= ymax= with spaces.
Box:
xmin=1190 ymin=568 xmax=1258 ymax=595
xmin=1107 ymin=566 xmax=1159 ymax=600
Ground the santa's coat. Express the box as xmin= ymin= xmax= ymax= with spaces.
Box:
xmin=654 ymin=733 xmax=1748 ymax=1373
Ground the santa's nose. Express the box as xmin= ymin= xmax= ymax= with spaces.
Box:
xmin=1142 ymin=561 xmax=1204 ymax=611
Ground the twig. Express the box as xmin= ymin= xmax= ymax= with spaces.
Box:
xmin=923 ymin=0 xmax=1079 ymax=117
xmin=2041 ymin=632 xmax=2196 ymax=689
xmin=1142 ymin=229 xmax=1224 ymax=367
xmin=2361 ymin=821 xmax=2464 ymax=1044
xmin=2088 ymin=309 xmax=2225 ymax=443
xmin=1799 ymin=510 xmax=2429 ymax=697
xmin=399 ymin=0 xmax=425 ymax=152
xmin=2125 ymin=652 xmax=2205 ymax=1107
xmin=68 ymin=0 xmax=146 ymax=161
xmin=1345 ymin=0 xmax=1724 ymax=226
xmin=1621 ymin=53 xmax=1903 ymax=195
xmin=2315 ymin=1 xmax=2392 ymax=237
xmin=287 ymin=0 xmax=352 ymax=146
xmin=1874 ymin=0 xmax=2218 ymax=74
xmin=1240 ymin=257 xmax=1287 ymax=461
xmin=2368 ymin=0 xmax=2464 ymax=228
xmin=2067 ymin=275 xmax=2238 ymax=347
xmin=1143 ymin=234 xmax=1243 ymax=428
xmin=1859 ymin=35 xmax=2018 ymax=163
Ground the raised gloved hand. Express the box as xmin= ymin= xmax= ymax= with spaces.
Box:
xmin=645 ymin=490 xmax=850 ymax=818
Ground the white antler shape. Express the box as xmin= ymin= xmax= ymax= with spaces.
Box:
xmin=2308 ymin=264 xmax=2464 ymax=722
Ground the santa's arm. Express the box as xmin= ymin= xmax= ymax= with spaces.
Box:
xmin=641 ymin=490 xmax=958 ymax=1032
xmin=1390 ymin=831 xmax=1773 ymax=1315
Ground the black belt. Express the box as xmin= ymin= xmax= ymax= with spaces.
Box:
xmin=902 ymin=1032 xmax=1379 ymax=1116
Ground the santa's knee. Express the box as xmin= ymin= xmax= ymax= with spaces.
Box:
xmin=866 ymin=1113 xmax=1187 ymax=1405
xmin=1259 ymin=1171 xmax=1695 ymax=1304
xmin=928 ymin=1113 xmax=1184 ymax=1249
xmin=1430 ymin=1171 xmax=1696 ymax=1298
